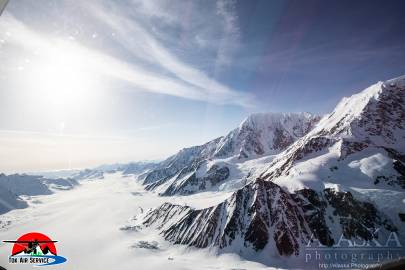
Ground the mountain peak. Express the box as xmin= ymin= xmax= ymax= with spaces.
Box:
xmin=308 ymin=75 xmax=405 ymax=145
xmin=240 ymin=112 xmax=316 ymax=129
xmin=260 ymin=75 xmax=405 ymax=192
xmin=139 ymin=111 xmax=320 ymax=195
xmin=383 ymin=74 xmax=405 ymax=89
xmin=216 ymin=112 xmax=321 ymax=159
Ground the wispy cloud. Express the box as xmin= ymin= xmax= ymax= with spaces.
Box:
xmin=130 ymin=0 xmax=180 ymax=25
xmin=0 ymin=1 xmax=254 ymax=107
xmin=81 ymin=1 xmax=252 ymax=106
xmin=215 ymin=0 xmax=241 ymax=68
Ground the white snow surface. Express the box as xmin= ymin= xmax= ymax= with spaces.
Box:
xmin=0 ymin=173 xmax=279 ymax=270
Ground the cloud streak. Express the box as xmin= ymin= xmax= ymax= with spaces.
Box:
xmin=215 ymin=0 xmax=241 ymax=68
xmin=0 ymin=1 xmax=253 ymax=107
xmin=81 ymin=1 xmax=252 ymax=106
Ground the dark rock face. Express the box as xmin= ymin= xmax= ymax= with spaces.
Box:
xmin=273 ymin=127 xmax=294 ymax=152
xmin=142 ymin=138 xmax=221 ymax=186
xmin=378 ymin=147 xmax=405 ymax=188
xmin=143 ymin=179 xmax=309 ymax=255
xmin=141 ymin=179 xmax=396 ymax=257
xmin=161 ymin=164 xmax=230 ymax=196
xmin=132 ymin=241 xmax=159 ymax=250
xmin=339 ymin=140 xmax=369 ymax=160
xmin=393 ymin=161 xmax=405 ymax=188
xmin=293 ymin=189 xmax=335 ymax=247
xmin=358 ymin=82 xmax=405 ymax=144
xmin=324 ymin=188 xmax=396 ymax=238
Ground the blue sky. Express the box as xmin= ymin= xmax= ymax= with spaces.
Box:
xmin=0 ymin=0 xmax=404 ymax=172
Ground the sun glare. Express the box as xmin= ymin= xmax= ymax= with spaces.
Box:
xmin=22 ymin=40 xmax=101 ymax=110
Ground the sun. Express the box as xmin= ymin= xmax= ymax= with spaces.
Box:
xmin=22 ymin=39 xmax=101 ymax=110
xmin=36 ymin=56 xmax=86 ymax=104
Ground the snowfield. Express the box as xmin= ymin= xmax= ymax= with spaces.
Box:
xmin=0 ymin=173 xmax=277 ymax=270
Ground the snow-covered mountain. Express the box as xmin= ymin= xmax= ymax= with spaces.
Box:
xmin=213 ymin=112 xmax=320 ymax=159
xmin=135 ymin=75 xmax=405 ymax=266
xmin=70 ymin=168 xmax=105 ymax=180
xmin=0 ymin=173 xmax=79 ymax=214
xmin=36 ymin=161 xmax=159 ymax=181
xmin=140 ymin=112 xmax=320 ymax=196
xmin=121 ymin=161 xmax=159 ymax=175
xmin=140 ymin=180 xmax=397 ymax=263
xmin=261 ymin=75 xmax=405 ymax=191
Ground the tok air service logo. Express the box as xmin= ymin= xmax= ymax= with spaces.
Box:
xmin=3 ymin=232 xmax=67 ymax=266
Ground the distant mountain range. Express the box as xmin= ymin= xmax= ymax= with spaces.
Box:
xmin=0 ymin=173 xmax=78 ymax=214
